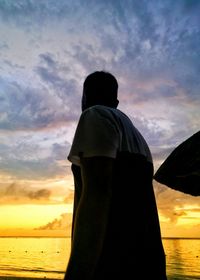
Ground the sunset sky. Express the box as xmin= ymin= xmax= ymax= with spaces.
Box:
xmin=0 ymin=0 xmax=200 ymax=238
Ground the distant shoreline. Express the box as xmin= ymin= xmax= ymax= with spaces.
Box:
xmin=0 ymin=236 xmax=70 ymax=238
xmin=0 ymin=277 xmax=60 ymax=280
xmin=0 ymin=236 xmax=200 ymax=239
xmin=162 ymin=237 xmax=200 ymax=239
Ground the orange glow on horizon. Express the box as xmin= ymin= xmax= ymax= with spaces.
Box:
xmin=0 ymin=172 xmax=200 ymax=238
xmin=0 ymin=204 xmax=73 ymax=236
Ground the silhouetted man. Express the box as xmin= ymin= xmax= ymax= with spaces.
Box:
xmin=65 ymin=71 xmax=167 ymax=280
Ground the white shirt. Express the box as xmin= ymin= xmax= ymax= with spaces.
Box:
xmin=68 ymin=105 xmax=152 ymax=165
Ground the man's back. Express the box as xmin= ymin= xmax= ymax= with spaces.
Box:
xmin=93 ymin=153 xmax=165 ymax=279
xmin=69 ymin=105 xmax=166 ymax=279
xmin=68 ymin=105 xmax=152 ymax=164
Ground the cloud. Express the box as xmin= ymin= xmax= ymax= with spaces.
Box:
xmin=0 ymin=76 xmax=79 ymax=131
xmin=36 ymin=52 xmax=81 ymax=107
xmin=5 ymin=182 xmax=50 ymax=199
xmin=36 ymin=213 xmax=72 ymax=230
xmin=0 ymin=182 xmax=51 ymax=204
xmin=36 ymin=53 xmax=67 ymax=88
xmin=0 ymin=174 xmax=74 ymax=206
xmin=0 ymin=1 xmax=69 ymax=28
xmin=0 ymin=41 xmax=9 ymax=50
xmin=0 ymin=137 xmax=71 ymax=179
xmin=63 ymin=194 xmax=74 ymax=204
xmin=154 ymin=181 xmax=200 ymax=224
xmin=0 ymin=0 xmax=200 ymax=240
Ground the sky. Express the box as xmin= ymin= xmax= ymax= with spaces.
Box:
xmin=0 ymin=0 xmax=200 ymax=237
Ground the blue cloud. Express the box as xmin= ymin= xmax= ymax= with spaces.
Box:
xmin=0 ymin=76 xmax=79 ymax=130
xmin=0 ymin=0 xmax=199 ymax=180
xmin=0 ymin=140 xmax=70 ymax=179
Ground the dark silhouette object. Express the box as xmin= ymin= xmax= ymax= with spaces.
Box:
xmin=65 ymin=71 xmax=167 ymax=280
xmin=154 ymin=130 xmax=200 ymax=196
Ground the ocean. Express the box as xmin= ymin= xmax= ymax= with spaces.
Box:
xmin=163 ymin=238 xmax=200 ymax=280
xmin=0 ymin=237 xmax=200 ymax=279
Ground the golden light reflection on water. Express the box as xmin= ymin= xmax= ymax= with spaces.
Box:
xmin=163 ymin=238 xmax=200 ymax=279
xmin=0 ymin=237 xmax=71 ymax=279
xmin=1 ymin=237 xmax=200 ymax=279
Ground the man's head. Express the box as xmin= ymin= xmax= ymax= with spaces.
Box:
xmin=82 ymin=71 xmax=119 ymax=111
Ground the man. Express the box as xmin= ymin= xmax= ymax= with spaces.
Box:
xmin=65 ymin=71 xmax=167 ymax=280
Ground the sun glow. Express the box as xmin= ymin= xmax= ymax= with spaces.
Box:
xmin=0 ymin=204 xmax=70 ymax=229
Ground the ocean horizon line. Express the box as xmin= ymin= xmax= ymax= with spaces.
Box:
xmin=0 ymin=235 xmax=70 ymax=238
xmin=162 ymin=236 xmax=200 ymax=239
xmin=0 ymin=235 xmax=200 ymax=239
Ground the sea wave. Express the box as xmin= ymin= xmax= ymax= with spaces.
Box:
xmin=0 ymin=266 xmax=65 ymax=274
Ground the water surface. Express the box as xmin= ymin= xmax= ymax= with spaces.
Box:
xmin=0 ymin=237 xmax=200 ymax=279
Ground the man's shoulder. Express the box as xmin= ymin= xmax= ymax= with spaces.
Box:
xmin=84 ymin=105 xmax=116 ymax=113
xmin=81 ymin=105 xmax=119 ymax=119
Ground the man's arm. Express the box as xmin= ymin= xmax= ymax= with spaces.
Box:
xmin=64 ymin=156 xmax=115 ymax=280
